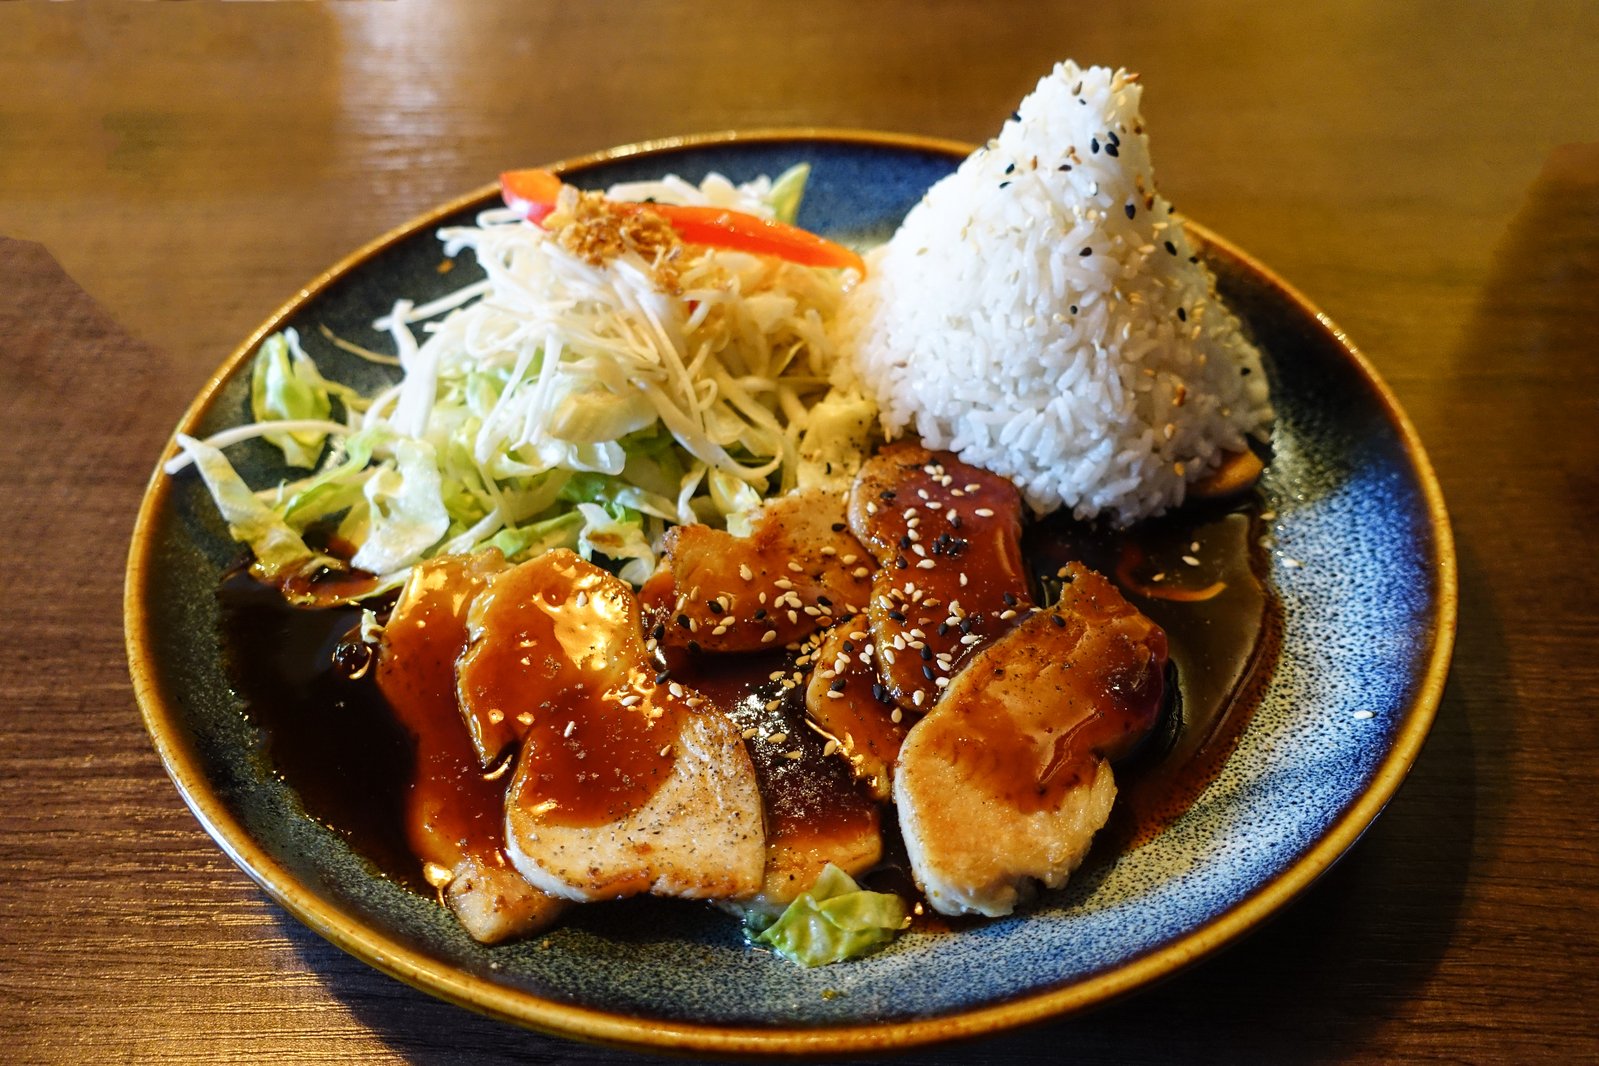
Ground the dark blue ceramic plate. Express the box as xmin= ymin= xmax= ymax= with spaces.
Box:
xmin=126 ymin=131 xmax=1456 ymax=1056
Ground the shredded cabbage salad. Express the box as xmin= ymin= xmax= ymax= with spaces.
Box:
xmin=171 ymin=165 xmax=875 ymax=598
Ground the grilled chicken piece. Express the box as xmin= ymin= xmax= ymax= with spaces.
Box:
xmin=847 ymin=443 xmax=1031 ymax=713
xmin=459 ymin=549 xmax=765 ymax=903
xmin=639 ymin=489 xmax=875 ymax=654
xmin=803 ymin=617 xmax=907 ymax=801
xmin=894 ymin=564 xmax=1168 ymax=917
xmin=444 ymin=853 xmax=567 ymax=943
xmin=377 ymin=551 xmax=566 ymax=943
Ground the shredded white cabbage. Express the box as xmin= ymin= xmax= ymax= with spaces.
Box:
xmin=170 ymin=167 xmax=872 ymax=595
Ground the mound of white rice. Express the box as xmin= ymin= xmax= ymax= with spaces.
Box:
xmin=840 ymin=60 xmax=1273 ymax=523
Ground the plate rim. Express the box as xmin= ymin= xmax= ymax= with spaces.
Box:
xmin=124 ymin=127 xmax=1458 ymax=1056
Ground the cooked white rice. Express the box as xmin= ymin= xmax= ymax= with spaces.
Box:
xmin=839 ymin=60 xmax=1273 ymax=523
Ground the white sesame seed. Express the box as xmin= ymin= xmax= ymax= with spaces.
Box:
xmin=959 ymin=573 xmax=968 ymax=586
xmin=659 ymin=745 xmax=672 ymax=758
xmin=841 ymin=554 xmax=859 ymax=565
xmin=742 ymin=727 xmax=759 ymax=739
xmin=787 ymin=561 xmax=804 ymax=574
xmin=762 ymin=630 xmax=778 ymax=644
xmin=823 ymin=739 xmax=839 ymax=756
xmin=1182 ymin=555 xmax=1201 ymax=567
xmin=999 ymin=609 xmax=1017 ymax=620
xmin=826 ymin=690 xmax=843 ymax=700
xmin=890 ymin=708 xmax=903 ymax=724
xmin=1352 ymin=710 xmax=1375 ymax=720
xmin=619 ymin=694 xmax=642 ymax=707
xmin=574 ymin=591 xmax=588 ymax=608
xmin=739 ymin=564 xmax=754 ymax=581
xmin=767 ymin=732 xmax=787 ymax=745
xmin=1152 ymin=572 xmax=1166 ymax=582
xmin=866 ymin=502 xmax=878 ymax=515
xmin=912 ymin=689 xmax=925 ymax=707
xmin=784 ymin=750 xmax=803 ymax=760
xmin=564 ymin=720 xmax=576 ymax=738
xmin=935 ymin=677 xmax=950 ymax=689
xmin=1283 ymin=557 xmax=1304 ymax=568
xmin=917 ymin=559 xmax=936 ymax=569
xmin=964 ymin=483 xmax=981 ymax=492
xmin=974 ymin=508 xmax=995 ymax=518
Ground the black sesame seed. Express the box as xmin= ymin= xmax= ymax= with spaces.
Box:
xmin=1241 ymin=367 xmax=1253 ymax=375
xmin=1107 ymin=130 xmax=1120 ymax=146
xmin=706 ymin=600 xmax=724 ymax=615
xmin=1090 ymin=137 xmax=1100 ymax=154
xmin=1070 ymin=305 xmax=1078 ymax=314
xmin=899 ymin=534 xmax=913 ymax=549
xmin=937 ymin=623 xmax=951 ymax=636
xmin=753 ymin=608 xmax=768 ymax=620
xmin=1188 ymin=255 xmax=1199 ymax=263
xmin=895 ymin=557 xmax=908 ymax=570
xmin=1058 ymin=163 xmax=1072 ymax=172
xmin=1002 ymin=591 xmax=1018 ymax=607
xmin=842 ymin=641 xmax=855 ymax=654
xmin=1004 ymin=162 xmax=1015 ymax=174
xmin=887 ymin=610 xmax=908 ymax=623
xmin=831 ymin=522 xmax=846 ymax=533
xmin=881 ymin=489 xmax=897 ymax=500
xmin=1104 ymin=143 xmax=1119 ymax=157
xmin=950 ymin=515 xmax=963 ymax=529
xmin=919 ymin=646 xmax=933 ymax=661
xmin=675 ymin=614 xmax=691 ymax=630
xmin=656 ymin=669 xmax=671 ymax=682
xmin=922 ymin=665 xmax=936 ymax=681
xmin=1011 ymin=110 xmax=1021 ymax=121
xmin=817 ymin=595 xmax=832 ymax=608
xmin=1177 ymin=307 xmax=1187 ymax=322
xmin=871 ymin=683 xmax=886 ymax=702
xmin=1080 ymin=247 xmax=1092 ymax=257
xmin=1165 ymin=240 xmax=1177 ymax=255
xmin=1050 ymin=613 xmax=1066 ymax=628
xmin=999 ymin=181 xmax=1011 ymax=189
xmin=830 ymin=678 xmax=847 ymax=693
xmin=651 ymin=623 xmax=665 ymax=641
xmin=960 ymin=617 xmax=975 ymax=634
xmin=1125 ymin=202 xmax=1136 ymax=219
xmin=686 ymin=640 xmax=702 ymax=655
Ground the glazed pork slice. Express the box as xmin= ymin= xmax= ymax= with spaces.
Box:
xmin=459 ymin=549 xmax=766 ymax=903
xmin=639 ymin=488 xmax=875 ymax=654
xmin=376 ymin=551 xmax=566 ymax=943
xmin=802 ymin=616 xmax=908 ymax=801
xmin=847 ymin=442 xmax=1032 ymax=713
xmin=894 ymin=564 xmax=1168 ymax=917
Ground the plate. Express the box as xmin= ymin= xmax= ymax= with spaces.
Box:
xmin=125 ymin=130 xmax=1456 ymax=1055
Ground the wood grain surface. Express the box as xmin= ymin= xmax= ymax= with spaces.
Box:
xmin=3 ymin=2 xmax=1597 ymax=1062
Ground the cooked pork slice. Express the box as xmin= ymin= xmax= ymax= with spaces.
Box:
xmin=847 ymin=442 xmax=1031 ymax=712
xmin=894 ymin=564 xmax=1168 ymax=917
xmin=456 ymin=548 xmax=647 ymax=765
xmin=639 ymin=489 xmax=875 ymax=653
xmin=459 ymin=549 xmax=765 ymax=902
xmin=378 ymin=551 xmax=566 ymax=942
xmin=504 ymin=688 xmax=765 ymax=902
xmin=443 ymin=852 xmax=568 ymax=944
xmin=802 ymin=617 xmax=907 ymax=801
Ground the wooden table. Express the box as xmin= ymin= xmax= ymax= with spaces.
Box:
xmin=3 ymin=2 xmax=1597 ymax=1061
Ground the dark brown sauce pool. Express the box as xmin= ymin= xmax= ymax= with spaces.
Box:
xmin=220 ymin=495 xmax=1275 ymax=912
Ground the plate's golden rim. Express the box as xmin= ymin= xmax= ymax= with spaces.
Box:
xmin=125 ymin=127 xmax=1457 ymax=1057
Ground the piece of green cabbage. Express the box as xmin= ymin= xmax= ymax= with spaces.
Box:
xmin=752 ymin=864 xmax=908 ymax=967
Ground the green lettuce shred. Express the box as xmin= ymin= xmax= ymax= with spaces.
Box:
xmin=249 ymin=330 xmax=336 ymax=468
xmin=751 ymin=864 xmax=908 ymax=967
xmin=768 ymin=163 xmax=811 ymax=225
xmin=175 ymin=433 xmax=334 ymax=581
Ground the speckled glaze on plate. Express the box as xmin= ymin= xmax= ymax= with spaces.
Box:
xmin=125 ymin=131 xmax=1456 ymax=1056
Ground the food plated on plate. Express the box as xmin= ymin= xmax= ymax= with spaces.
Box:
xmin=165 ymin=60 xmax=1277 ymax=967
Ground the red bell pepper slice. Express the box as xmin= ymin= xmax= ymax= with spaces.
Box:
xmin=499 ymin=168 xmax=865 ymax=275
